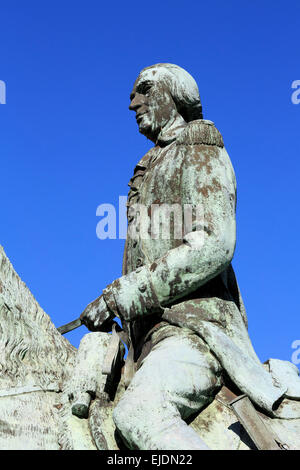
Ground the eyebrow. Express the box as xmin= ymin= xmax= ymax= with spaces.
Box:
xmin=136 ymin=80 xmax=152 ymax=92
xmin=130 ymin=80 xmax=153 ymax=100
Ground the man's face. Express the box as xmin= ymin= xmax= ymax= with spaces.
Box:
xmin=129 ymin=74 xmax=178 ymax=142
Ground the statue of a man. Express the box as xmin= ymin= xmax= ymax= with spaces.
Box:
xmin=80 ymin=64 xmax=287 ymax=450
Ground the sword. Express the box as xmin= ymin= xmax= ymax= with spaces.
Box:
xmin=229 ymin=394 xmax=289 ymax=450
xmin=57 ymin=317 xmax=82 ymax=335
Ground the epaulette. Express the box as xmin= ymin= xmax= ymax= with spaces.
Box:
xmin=176 ymin=119 xmax=224 ymax=147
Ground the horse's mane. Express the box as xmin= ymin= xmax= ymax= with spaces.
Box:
xmin=0 ymin=246 xmax=76 ymax=391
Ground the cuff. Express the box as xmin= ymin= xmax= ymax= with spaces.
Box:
xmin=102 ymin=266 xmax=163 ymax=322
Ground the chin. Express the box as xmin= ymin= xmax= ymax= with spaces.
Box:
xmin=139 ymin=129 xmax=156 ymax=142
xmin=138 ymin=122 xmax=159 ymax=142
xmin=139 ymin=123 xmax=151 ymax=137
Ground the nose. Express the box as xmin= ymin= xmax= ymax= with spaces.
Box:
xmin=129 ymin=94 xmax=145 ymax=111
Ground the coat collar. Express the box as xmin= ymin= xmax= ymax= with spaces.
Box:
xmin=156 ymin=115 xmax=187 ymax=147
xmin=133 ymin=115 xmax=187 ymax=172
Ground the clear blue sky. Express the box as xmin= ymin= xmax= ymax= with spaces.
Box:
xmin=0 ymin=1 xmax=299 ymax=368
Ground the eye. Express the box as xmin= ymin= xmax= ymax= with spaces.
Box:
xmin=137 ymin=83 xmax=152 ymax=95
xmin=143 ymin=85 xmax=152 ymax=94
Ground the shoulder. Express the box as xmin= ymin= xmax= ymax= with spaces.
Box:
xmin=176 ymin=119 xmax=224 ymax=148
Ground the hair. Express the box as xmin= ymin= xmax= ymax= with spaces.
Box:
xmin=138 ymin=63 xmax=203 ymax=122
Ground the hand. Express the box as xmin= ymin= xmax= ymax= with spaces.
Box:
xmin=80 ymin=295 xmax=114 ymax=332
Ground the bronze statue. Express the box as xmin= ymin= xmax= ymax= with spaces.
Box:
xmin=79 ymin=64 xmax=300 ymax=450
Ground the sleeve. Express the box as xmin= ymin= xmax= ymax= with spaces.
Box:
xmin=103 ymin=121 xmax=237 ymax=322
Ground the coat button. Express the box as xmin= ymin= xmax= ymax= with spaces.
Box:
xmin=136 ymin=258 xmax=143 ymax=267
xmin=132 ymin=240 xmax=137 ymax=248
xmin=139 ymin=284 xmax=146 ymax=293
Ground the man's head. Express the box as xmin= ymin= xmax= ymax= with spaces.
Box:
xmin=129 ymin=63 xmax=203 ymax=142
